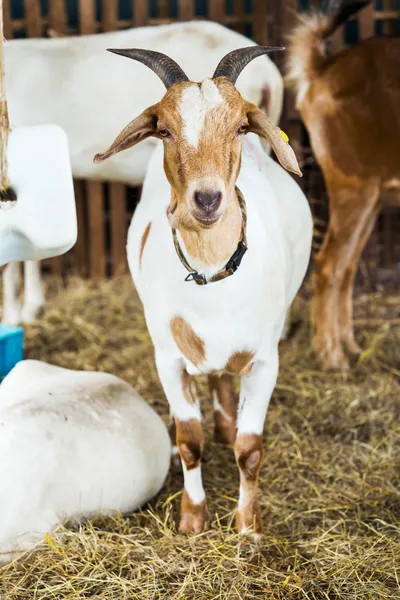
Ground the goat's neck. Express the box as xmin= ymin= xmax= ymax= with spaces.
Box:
xmin=178 ymin=190 xmax=242 ymax=269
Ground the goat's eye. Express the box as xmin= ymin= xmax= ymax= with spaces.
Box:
xmin=158 ymin=129 xmax=170 ymax=138
xmin=237 ymin=124 xmax=248 ymax=136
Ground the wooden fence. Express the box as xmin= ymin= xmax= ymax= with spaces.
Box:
xmin=3 ymin=0 xmax=400 ymax=283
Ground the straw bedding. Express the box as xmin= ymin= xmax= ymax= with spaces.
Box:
xmin=0 ymin=276 xmax=399 ymax=599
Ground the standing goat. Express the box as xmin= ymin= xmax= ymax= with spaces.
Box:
xmin=3 ymin=21 xmax=283 ymax=325
xmin=286 ymin=0 xmax=400 ymax=370
xmin=94 ymin=47 xmax=312 ymax=537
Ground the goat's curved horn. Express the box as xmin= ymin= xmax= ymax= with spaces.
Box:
xmin=213 ymin=46 xmax=285 ymax=85
xmin=107 ymin=48 xmax=189 ymax=89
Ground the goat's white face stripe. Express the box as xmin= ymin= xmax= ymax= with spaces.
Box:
xmin=180 ymin=79 xmax=223 ymax=149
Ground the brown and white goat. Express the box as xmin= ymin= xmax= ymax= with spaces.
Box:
xmin=286 ymin=0 xmax=400 ymax=369
xmin=94 ymin=47 xmax=312 ymax=537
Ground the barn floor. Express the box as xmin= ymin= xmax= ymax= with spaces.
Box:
xmin=0 ymin=276 xmax=399 ymax=600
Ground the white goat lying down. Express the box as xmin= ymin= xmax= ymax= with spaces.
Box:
xmin=3 ymin=20 xmax=283 ymax=326
xmin=95 ymin=46 xmax=312 ymax=538
xmin=0 ymin=360 xmax=170 ymax=565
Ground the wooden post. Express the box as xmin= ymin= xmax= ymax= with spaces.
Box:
xmin=0 ymin=0 xmax=15 ymax=200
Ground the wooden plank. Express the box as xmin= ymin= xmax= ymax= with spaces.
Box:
xmin=73 ymin=180 xmax=88 ymax=277
xmin=133 ymin=0 xmax=148 ymax=26
xmin=2 ymin=0 xmax=12 ymax=39
xmin=87 ymin=181 xmax=106 ymax=278
xmin=24 ymin=0 xmax=42 ymax=37
xmin=158 ymin=0 xmax=169 ymax=18
xmin=232 ymin=0 xmax=245 ymax=34
xmin=102 ymin=0 xmax=118 ymax=32
xmin=382 ymin=0 xmax=395 ymax=36
xmin=358 ymin=2 xmax=374 ymax=39
xmin=48 ymin=0 xmax=67 ymax=35
xmin=178 ymin=0 xmax=194 ymax=21
xmin=51 ymin=255 xmax=63 ymax=276
xmin=109 ymin=183 xmax=128 ymax=276
xmin=208 ymin=0 xmax=224 ymax=23
xmin=78 ymin=0 xmax=96 ymax=34
xmin=253 ymin=0 xmax=268 ymax=45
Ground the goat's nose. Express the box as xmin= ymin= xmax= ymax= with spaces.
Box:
xmin=194 ymin=191 xmax=222 ymax=212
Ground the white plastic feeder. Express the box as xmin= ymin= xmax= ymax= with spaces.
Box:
xmin=0 ymin=125 xmax=77 ymax=266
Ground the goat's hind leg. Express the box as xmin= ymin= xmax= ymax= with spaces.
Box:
xmin=156 ymin=354 xmax=207 ymax=534
xmin=2 ymin=262 xmax=22 ymax=326
xmin=21 ymin=261 xmax=45 ymax=323
xmin=209 ymin=374 xmax=237 ymax=445
xmin=235 ymin=351 xmax=279 ymax=539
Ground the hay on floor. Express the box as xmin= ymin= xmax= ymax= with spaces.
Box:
xmin=0 ymin=276 xmax=399 ymax=600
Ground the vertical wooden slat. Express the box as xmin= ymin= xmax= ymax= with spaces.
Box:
xmin=253 ymin=0 xmax=268 ymax=45
xmin=208 ymin=0 xmax=224 ymax=23
xmin=110 ymin=183 xmax=128 ymax=276
xmin=2 ymin=0 xmax=12 ymax=39
xmin=101 ymin=0 xmax=118 ymax=32
xmin=133 ymin=0 xmax=148 ymax=26
xmin=233 ymin=0 xmax=245 ymax=34
xmin=382 ymin=0 xmax=395 ymax=36
xmin=158 ymin=0 xmax=169 ymax=18
xmin=87 ymin=182 xmax=106 ymax=278
xmin=48 ymin=0 xmax=67 ymax=35
xmin=358 ymin=2 xmax=374 ymax=39
xmin=73 ymin=180 xmax=88 ymax=277
xmin=24 ymin=0 xmax=42 ymax=37
xmin=78 ymin=0 xmax=96 ymax=34
xmin=51 ymin=255 xmax=63 ymax=276
xmin=178 ymin=0 xmax=194 ymax=21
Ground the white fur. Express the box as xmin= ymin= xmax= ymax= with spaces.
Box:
xmin=2 ymin=261 xmax=44 ymax=326
xmin=0 ymin=360 xmax=170 ymax=565
xmin=127 ymin=130 xmax=312 ymax=511
xmin=182 ymin=464 xmax=205 ymax=505
xmin=180 ymin=80 xmax=223 ymax=149
xmin=5 ymin=21 xmax=283 ymax=186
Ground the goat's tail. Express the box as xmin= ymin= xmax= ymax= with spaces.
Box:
xmin=285 ymin=1 xmax=370 ymax=103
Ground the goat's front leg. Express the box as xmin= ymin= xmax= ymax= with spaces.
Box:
xmin=2 ymin=262 xmax=22 ymax=325
xmin=235 ymin=350 xmax=279 ymax=540
xmin=156 ymin=353 xmax=207 ymax=534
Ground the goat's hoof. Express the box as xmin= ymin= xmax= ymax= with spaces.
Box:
xmin=179 ymin=495 xmax=207 ymax=534
xmin=235 ymin=510 xmax=262 ymax=540
xmin=21 ymin=303 xmax=45 ymax=324
xmin=343 ymin=338 xmax=362 ymax=357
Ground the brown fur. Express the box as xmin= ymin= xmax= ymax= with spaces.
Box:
xmin=286 ymin=13 xmax=400 ymax=370
xmin=139 ymin=222 xmax=151 ymax=267
xmin=234 ymin=434 xmax=263 ymax=535
xmin=179 ymin=492 xmax=208 ymax=535
xmin=208 ymin=374 xmax=237 ymax=445
xmin=170 ymin=317 xmax=206 ymax=366
xmin=225 ymin=351 xmax=254 ymax=376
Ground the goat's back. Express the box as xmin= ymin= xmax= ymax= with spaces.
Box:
xmin=0 ymin=360 xmax=170 ymax=564
xmin=302 ymin=37 xmax=400 ymax=181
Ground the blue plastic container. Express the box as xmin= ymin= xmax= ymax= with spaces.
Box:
xmin=0 ymin=325 xmax=24 ymax=380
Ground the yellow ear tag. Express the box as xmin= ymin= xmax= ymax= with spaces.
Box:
xmin=280 ymin=129 xmax=289 ymax=143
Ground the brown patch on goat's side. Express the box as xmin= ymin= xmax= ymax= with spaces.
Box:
xmin=225 ymin=351 xmax=254 ymax=376
xmin=139 ymin=223 xmax=152 ymax=268
xmin=170 ymin=317 xmax=206 ymax=366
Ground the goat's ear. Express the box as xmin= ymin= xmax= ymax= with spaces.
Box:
xmin=93 ymin=104 xmax=159 ymax=163
xmin=246 ymin=104 xmax=302 ymax=177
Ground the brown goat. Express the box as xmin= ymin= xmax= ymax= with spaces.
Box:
xmin=286 ymin=0 xmax=400 ymax=370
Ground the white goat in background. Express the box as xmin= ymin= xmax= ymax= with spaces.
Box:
xmin=95 ymin=46 xmax=312 ymax=538
xmin=2 ymin=20 xmax=284 ymax=325
xmin=0 ymin=360 xmax=170 ymax=565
